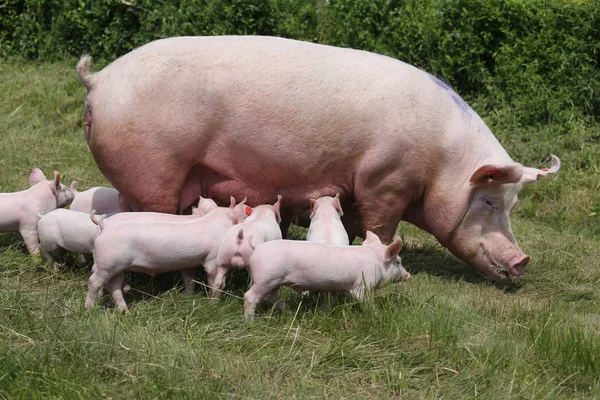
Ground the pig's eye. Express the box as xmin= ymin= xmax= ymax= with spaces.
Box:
xmin=483 ymin=199 xmax=496 ymax=209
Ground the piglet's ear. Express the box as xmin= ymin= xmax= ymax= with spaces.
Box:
xmin=384 ymin=235 xmax=403 ymax=262
xmin=52 ymin=171 xmax=61 ymax=194
xmin=363 ymin=230 xmax=382 ymax=245
xmin=229 ymin=196 xmax=236 ymax=208
xmin=470 ymin=163 xmax=523 ymax=186
xmin=29 ymin=167 xmax=47 ymax=187
xmin=69 ymin=181 xmax=78 ymax=192
xmin=273 ymin=195 xmax=282 ymax=224
xmin=333 ymin=193 xmax=344 ymax=216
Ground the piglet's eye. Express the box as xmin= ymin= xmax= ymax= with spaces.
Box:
xmin=483 ymin=199 xmax=494 ymax=208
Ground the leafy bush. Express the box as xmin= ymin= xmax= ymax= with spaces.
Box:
xmin=1 ymin=0 xmax=599 ymax=127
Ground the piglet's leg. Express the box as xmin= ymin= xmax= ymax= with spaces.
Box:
xmin=209 ymin=265 xmax=229 ymax=299
xmin=86 ymin=266 xmax=109 ymax=310
xmin=265 ymin=289 xmax=285 ymax=312
xmin=180 ymin=268 xmax=196 ymax=295
xmin=19 ymin=227 xmax=40 ymax=254
xmin=350 ymin=285 xmax=366 ymax=302
xmin=244 ymin=285 xmax=266 ymax=321
xmin=107 ymin=272 xmax=128 ymax=312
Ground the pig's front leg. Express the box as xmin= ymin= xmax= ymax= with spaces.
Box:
xmin=180 ymin=268 xmax=196 ymax=294
xmin=243 ymin=285 xmax=268 ymax=321
xmin=19 ymin=226 xmax=40 ymax=254
xmin=349 ymin=284 xmax=366 ymax=302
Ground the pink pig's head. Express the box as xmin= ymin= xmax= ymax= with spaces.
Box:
xmin=309 ymin=193 xmax=344 ymax=219
xmin=441 ymin=155 xmax=560 ymax=280
xmin=363 ymin=231 xmax=410 ymax=284
xmin=192 ymin=196 xmax=218 ymax=216
xmin=229 ymin=196 xmax=249 ymax=224
xmin=29 ymin=167 xmax=75 ymax=207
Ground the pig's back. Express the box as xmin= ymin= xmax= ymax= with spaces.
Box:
xmin=89 ymin=36 xmax=453 ymax=182
xmin=250 ymin=240 xmax=374 ymax=290
xmin=0 ymin=192 xmax=23 ymax=230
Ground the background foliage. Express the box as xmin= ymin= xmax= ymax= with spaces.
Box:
xmin=1 ymin=0 xmax=599 ymax=124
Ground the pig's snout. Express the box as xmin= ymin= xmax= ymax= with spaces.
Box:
xmin=509 ymin=254 xmax=530 ymax=277
xmin=402 ymin=271 xmax=411 ymax=281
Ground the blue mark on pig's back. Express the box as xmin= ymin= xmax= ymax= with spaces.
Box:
xmin=427 ymin=74 xmax=472 ymax=119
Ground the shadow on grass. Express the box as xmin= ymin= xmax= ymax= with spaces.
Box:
xmin=0 ymin=232 xmax=28 ymax=253
xmin=1 ymin=231 xmax=523 ymax=311
xmin=401 ymin=243 xmax=524 ymax=293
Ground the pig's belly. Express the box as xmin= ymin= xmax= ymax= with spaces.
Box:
xmin=178 ymin=164 xmax=351 ymax=214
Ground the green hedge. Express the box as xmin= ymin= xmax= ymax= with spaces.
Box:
xmin=1 ymin=0 xmax=599 ymax=125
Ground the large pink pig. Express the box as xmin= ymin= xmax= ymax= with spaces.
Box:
xmin=0 ymin=167 xmax=75 ymax=253
xmin=77 ymin=36 xmax=560 ymax=280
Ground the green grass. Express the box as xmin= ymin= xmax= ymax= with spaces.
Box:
xmin=1 ymin=60 xmax=599 ymax=399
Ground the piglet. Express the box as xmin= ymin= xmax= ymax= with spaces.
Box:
xmin=213 ymin=195 xmax=282 ymax=297
xmin=307 ymin=193 xmax=349 ymax=246
xmin=0 ymin=167 xmax=74 ymax=253
xmin=192 ymin=196 xmax=218 ymax=216
xmin=37 ymin=208 xmax=102 ymax=262
xmin=99 ymin=199 xmax=224 ymax=293
xmin=70 ymin=186 xmax=124 ymax=215
xmin=86 ymin=197 xmax=248 ymax=311
xmin=244 ymin=231 xmax=410 ymax=320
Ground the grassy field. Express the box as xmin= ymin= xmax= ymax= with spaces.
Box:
xmin=1 ymin=61 xmax=599 ymax=399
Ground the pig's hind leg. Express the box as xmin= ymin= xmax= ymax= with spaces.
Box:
xmin=180 ymin=268 xmax=196 ymax=295
xmin=85 ymin=264 xmax=112 ymax=310
xmin=107 ymin=272 xmax=128 ymax=311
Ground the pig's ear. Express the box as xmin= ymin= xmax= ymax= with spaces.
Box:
xmin=240 ymin=196 xmax=248 ymax=205
xmin=229 ymin=196 xmax=236 ymax=208
xmin=333 ymin=193 xmax=344 ymax=216
xmin=363 ymin=230 xmax=381 ymax=245
xmin=273 ymin=195 xmax=282 ymax=224
xmin=384 ymin=235 xmax=403 ymax=261
xmin=29 ymin=167 xmax=47 ymax=186
xmin=69 ymin=180 xmax=78 ymax=192
xmin=470 ymin=163 xmax=523 ymax=186
xmin=52 ymin=171 xmax=61 ymax=194
xmin=521 ymin=154 xmax=561 ymax=184
xmin=191 ymin=206 xmax=199 ymax=215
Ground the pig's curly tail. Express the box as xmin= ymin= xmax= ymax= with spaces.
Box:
xmin=77 ymin=55 xmax=96 ymax=90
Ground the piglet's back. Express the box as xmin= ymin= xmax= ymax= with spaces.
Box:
xmin=249 ymin=240 xmax=377 ymax=289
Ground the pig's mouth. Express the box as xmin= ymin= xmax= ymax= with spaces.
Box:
xmin=479 ymin=247 xmax=514 ymax=280
xmin=487 ymin=262 xmax=511 ymax=280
